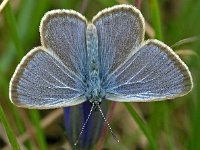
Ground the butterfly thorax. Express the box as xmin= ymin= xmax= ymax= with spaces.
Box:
xmin=86 ymin=23 xmax=105 ymax=105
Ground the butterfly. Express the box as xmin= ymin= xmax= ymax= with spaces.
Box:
xmin=9 ymin=4 xmax=193 ymax=111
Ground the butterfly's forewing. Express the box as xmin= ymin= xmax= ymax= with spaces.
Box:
xmin=92 ymin=5 xmax=144 ymax=80
xmin=9 ymin=47 xmax=86 ymax=108
xmin=9 ymin=10 xmax=89 ymax=108
xmin=105 ymin=40 xmax=193 ymax=102
xmin=40 ymin=10 xmax=88 ymax=79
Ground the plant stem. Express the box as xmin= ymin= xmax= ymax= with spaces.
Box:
xmin=135 ymin=0 xmax=142 ymax=9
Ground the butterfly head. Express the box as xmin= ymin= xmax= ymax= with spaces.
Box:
xmin=86 ymin=87 xmax=105 ymax=108
xmin=89 ymin=90 xmax=102 ymax=106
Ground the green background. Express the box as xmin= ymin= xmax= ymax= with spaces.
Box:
xmin=0 ymin=0 xmax=199 ymax=149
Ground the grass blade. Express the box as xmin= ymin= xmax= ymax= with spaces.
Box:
xmin=29 ymin=110 xmax=47 ymax=150
xmin=0 ymin=104 xmax=20 ymax=150
xmin=4 ymin=2 xmax=24 ymax=60
xmin=124 ymin=103 xmax=158 ymax=150
xmin=148 ymin=0 xmax=163 ymax=40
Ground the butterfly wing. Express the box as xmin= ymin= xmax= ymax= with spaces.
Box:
xmin=93 ymin=4 xmax=192 ymax=101
xmin=40 ymin=9 xmax=88 ymax=79
xmin=92 ymin=5 xmax=145 ymax=80
xmin=9 ymin=10 xmax=88 ymax=108
xmin=9 ymin=47 xmax=86 ymax=108
xmin=105 ymin=40 xmax=193 ymax=102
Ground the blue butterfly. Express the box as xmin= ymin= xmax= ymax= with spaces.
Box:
xmin=9 ymin=4 xmax=192 ymax=112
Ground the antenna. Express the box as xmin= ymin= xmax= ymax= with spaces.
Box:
xmin=74 ymin=103 xmax=94 ymax=146
xmin=98 ymin=104 xmax=119 ymax=143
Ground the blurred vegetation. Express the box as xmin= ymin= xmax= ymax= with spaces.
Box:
xmin=0 ymin=0 xmax=199 ymax=149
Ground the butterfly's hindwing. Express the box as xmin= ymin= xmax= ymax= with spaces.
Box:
xmin=105 ymin=40 xmax=192 ymax=102
xmin=9 ymin=47 xmax=86 ymax=108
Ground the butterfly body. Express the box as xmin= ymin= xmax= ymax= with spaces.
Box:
xmin=86 ymin=23 xmax=104 ymax=105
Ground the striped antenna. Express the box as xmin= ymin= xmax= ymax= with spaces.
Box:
xmin=74 ymin=103 xmax=94 ymax=146
xmin=98 ymin=104 xmax=119 ymax=143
